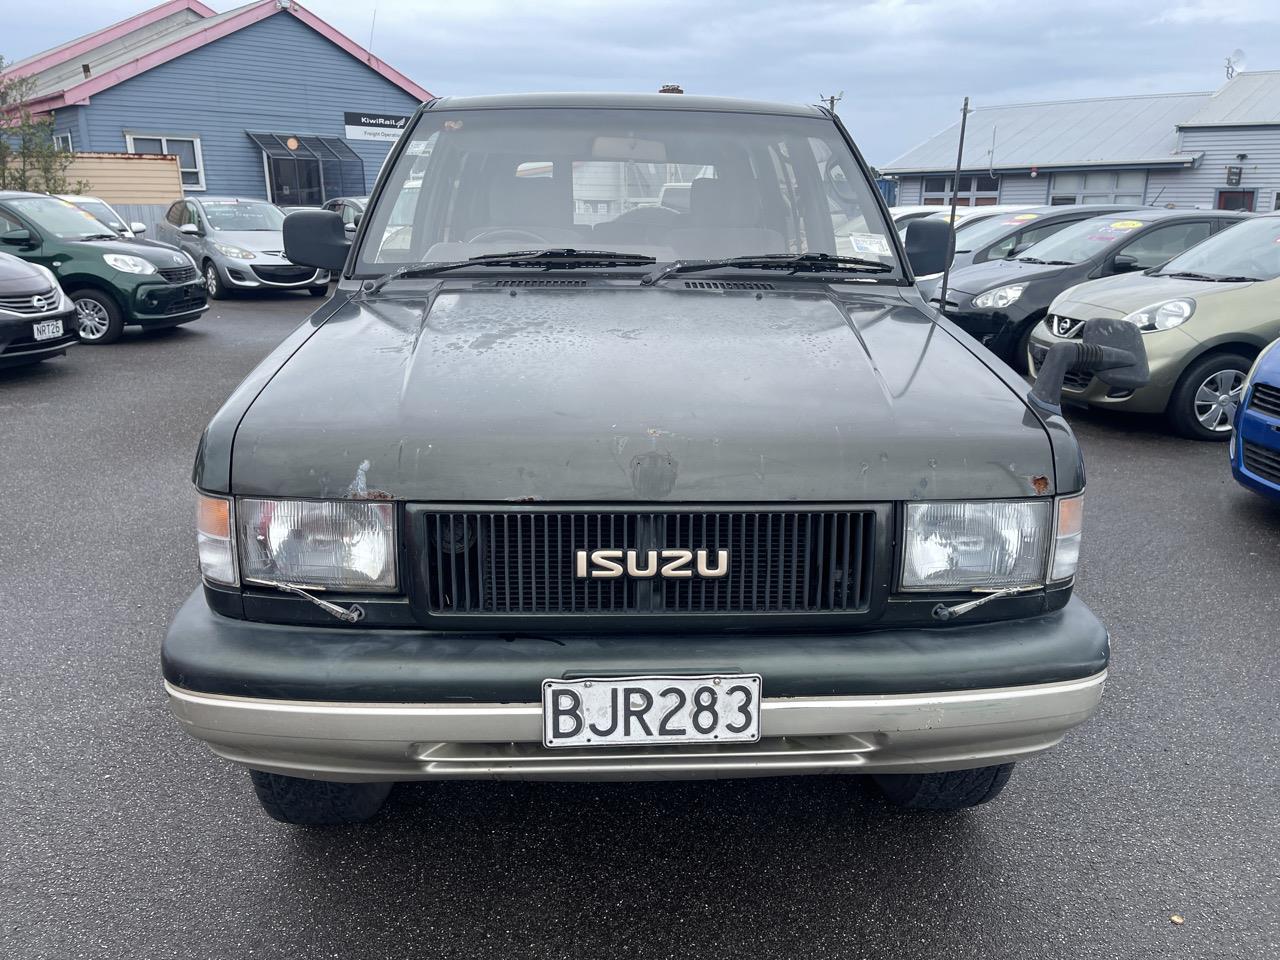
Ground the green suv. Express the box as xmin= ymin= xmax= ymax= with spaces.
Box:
xmin=0 ymin=192 xmax=208 ymax=344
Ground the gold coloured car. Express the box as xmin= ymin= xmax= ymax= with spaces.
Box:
xmin=1029 ymin=213 xmax=1280 ymax=440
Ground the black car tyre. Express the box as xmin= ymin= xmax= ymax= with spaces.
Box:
xmin=1167 ymin=352 xmax=1251 ymax=441
xmin=308 ymin=285 xmax=329 ymax=297
xmin=248 ymin=770 xmax=392 ymax=825
xmin=872 ymin=763 xmax=1014 ymax=811
xmin=71 ymin=289 xmax=124 ymax=344
xmin=204 ymin=260 xmax=227 ymax=300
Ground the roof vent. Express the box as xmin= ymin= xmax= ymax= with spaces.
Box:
xmin=682 ymin=280 xmax=774 ymax=291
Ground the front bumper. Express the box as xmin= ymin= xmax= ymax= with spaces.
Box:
xmin=219 ymin=259 xmax=328 ymax=289
xmin=163 ymin=589 xmax=1111 ymax=782
xmin=127 ymin=277 xmax=209 ymax=324
xmin=0 ymin=307 xmax=78 ymax=366
xmin=1231 ymin=384 xmax=1280 ymax=501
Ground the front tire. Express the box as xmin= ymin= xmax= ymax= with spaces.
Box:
xmin=248 ymin=770 xmax=392 ymax=825
xmin=872 ymin=763 xmax=1014 ymax=811
xmin=308 ymin=285 xmax=329 ymax=298
xmin=203 ymin=261 xmax=227 ymax=300
xmin=71 ymin=290 xmax=124 ymax=344
xmin=1167 ymin=352 xmax=1251 ymax=441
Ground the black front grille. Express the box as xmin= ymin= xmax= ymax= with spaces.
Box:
xmin=251 ymin=265 xmax=315 ymax=284
xmin=158 ymin=265 xmax=197 ymax=284
xmin=0 ymin=287 xmax=57 ymax=315
xmin=162 ymin=293 xmax=206 ymax=316
xmin=413 ymin=508 xmax=877 ymax=616
xmin=1242 ymin=440 xmax=1280 ymax=483
xmin=1048 ymin=313 xmax=1083 ymax=338
xmin=1249 ymin=382 xmax=1280 ymax=418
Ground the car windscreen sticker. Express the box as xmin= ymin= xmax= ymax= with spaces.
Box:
xmin=1011 ymin=213 xmax=1039 ymax=221
xmin=847 ymin=233 xmax=892 ymax=256
xmin=1109 ymin=220 xmax=1143 ymax=230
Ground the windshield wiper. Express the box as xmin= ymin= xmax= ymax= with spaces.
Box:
xmin=642 ymin=253 xmax=892 ymax=285
xmin=1017 ymin=256 xmax=1046 ymax=264
xmin=1157 ymin=271 xmax=1261 ymax=282
xmin=80 ymin=233 xmax=119 ymax=241
xmin=368 ymin=249 xmax=656 ymax=293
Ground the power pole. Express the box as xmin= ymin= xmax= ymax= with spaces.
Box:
xmin=819 ymin=91 xmax=843 ymax=114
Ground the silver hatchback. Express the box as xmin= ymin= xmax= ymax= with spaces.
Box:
xmin=157 ymin=197 xmax=329 ymax=299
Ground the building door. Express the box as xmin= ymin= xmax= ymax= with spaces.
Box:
xmin=267 ymin=155 xmax=323 ymax=206
xmin=1216 ymin=190 xmax=1255 ymax=212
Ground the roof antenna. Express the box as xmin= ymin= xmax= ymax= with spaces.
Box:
xmin=937 ymin=96 xmax=970 ymax=318
xmin=1225 ymin=49 xmax=1246 ymax=79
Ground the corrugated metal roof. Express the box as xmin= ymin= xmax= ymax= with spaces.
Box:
xmin=883 ymin=92 xmax=1211 ymax=175
xmin=1180 ymin=71 xmax=1280 ymax=126
xmin=17 ymin=1 xmax=260 ymax=100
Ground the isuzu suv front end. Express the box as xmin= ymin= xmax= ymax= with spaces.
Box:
xmin=163 ymin=93 xmax=1146 ymax=825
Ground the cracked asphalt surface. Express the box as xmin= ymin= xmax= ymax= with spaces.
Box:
xmin=2 ymin=293 xmax=1277 ymax=959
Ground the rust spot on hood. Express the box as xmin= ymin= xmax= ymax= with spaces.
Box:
xmin=1031 ymin=475 xmax=1050 ymax=495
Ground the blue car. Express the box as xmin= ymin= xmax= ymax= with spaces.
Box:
xmin=1232 ymin=338 xmax=1280 ymax=501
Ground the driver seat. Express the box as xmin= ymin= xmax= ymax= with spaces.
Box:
xmin=465 ymin=175 xmax=584 ymax=245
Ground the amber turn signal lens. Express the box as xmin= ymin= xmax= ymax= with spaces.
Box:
xmin=197 ymin=494 xmax=231 ymax=538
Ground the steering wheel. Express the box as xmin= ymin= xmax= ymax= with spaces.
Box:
xmin=469 ymin=228 xmax=552 ymax=246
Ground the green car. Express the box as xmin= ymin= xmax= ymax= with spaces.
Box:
xmin=0 ymin=191 xmax=208 ymax=344
xmin=1030 ymin=213 xmax=1280 ymax=440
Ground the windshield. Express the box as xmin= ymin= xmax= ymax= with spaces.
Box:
xmin=952 ymin=212 xmax=1043 ymax=253
xmin=69 ymin=198 xmax=125 ymax=231
xmin=10 ymin=196 xmax=117 ymax=240
xmin=1156 ymin=217 xmax=1280 ymax=281
xmin=357 ymin=107 xmax=898 ymax=275
xmin=1017 ymin=216 xmax=1147 ymax=264
xmin=202 ymin=200 xmax=285 ymax=231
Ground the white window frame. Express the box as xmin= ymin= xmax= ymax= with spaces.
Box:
xmin=124 ymin=132 xmax=206 ymax=191
xmin=921 ymin=174 xmax=1001 ymax=207
xmin=1049 ymin=170 xmax=1146 ymax=206
xmin=52 ymin=132 xmax=74 ymax=152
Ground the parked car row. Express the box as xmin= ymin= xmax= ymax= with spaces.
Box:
xmin=0 ymin=192 xmax=334 ymax=366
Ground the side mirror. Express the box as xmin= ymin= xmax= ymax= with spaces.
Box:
xmin=179 ymin=223 xmax=200 ymax=236
xmin=129 ymin=221 xmax=147 ymax=235
xmin=284 ymin=209 xmax=350 ymax=271
xmin=0 ymin=228 xmax=31 ymax=246
xmin=1111 ymin=253 xmax=1140 ymax=273
xmin=1029 ymin=317 xmax=1150 ymax=415
xmin=904 ymin=217 xmax=955 ymax=278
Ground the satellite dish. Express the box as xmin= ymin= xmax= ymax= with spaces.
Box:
xmin=1226 ymin=49 xmax=1246 ymax=79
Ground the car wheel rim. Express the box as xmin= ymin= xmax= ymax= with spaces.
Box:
xmin=1192 ymin=368 xmax=1245 ymax=432
xmin=206 ymin=265 xmax=218 ymax=293
xmin=75 ymin=298 xmax=110 ymax=340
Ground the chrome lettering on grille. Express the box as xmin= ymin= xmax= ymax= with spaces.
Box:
xmin=575 ymin=548 xmax=730 ymax=579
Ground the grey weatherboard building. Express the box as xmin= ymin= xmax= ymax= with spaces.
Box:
xmin=883 ymin=71 xmax=1280 ymax=214
xmin=4 ymin=0 xmax=430 ymax=222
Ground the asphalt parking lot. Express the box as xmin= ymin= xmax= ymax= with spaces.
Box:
xmin=2 ymin=294 xmax=1277 ymax=960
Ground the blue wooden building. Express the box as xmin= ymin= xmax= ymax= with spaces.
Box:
xmin=4 ymin=0 xmax=430 ymax=206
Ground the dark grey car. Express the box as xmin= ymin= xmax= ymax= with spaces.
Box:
xmin=164 ymin=93 xmax=1149 ymax=826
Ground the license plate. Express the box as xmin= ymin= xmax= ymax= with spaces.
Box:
xmin=542 ymin=674 xmax=762 ymax=748
xmin=32 ymin=319 xmax=63 ymax=341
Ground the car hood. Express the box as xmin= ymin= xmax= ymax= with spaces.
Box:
xmin=1051 ymin=271 xmax=1255 ymax=317
xmin=209 ymin=230 xmax=285 ymax=254
xmin=229 ymin=285 xmax=1057 ymax=502
xmin=946 ymin=258 xmax=1072 ymax=297
xmin=0 ymin=251 xmax=47 ymax=293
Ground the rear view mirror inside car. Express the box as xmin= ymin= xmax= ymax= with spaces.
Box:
xmin=591 ymin=136 xmax=666 ymax=162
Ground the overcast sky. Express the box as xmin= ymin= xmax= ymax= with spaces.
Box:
xmin=4 ymin=0 xmax=1279 ymax=164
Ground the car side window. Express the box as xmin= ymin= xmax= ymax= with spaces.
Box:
xmin=0 ymin=209 xmax=21 ymax=233
xmin=165 ymin=202 xmax=184 ymax=226
xmin=184 ymin=202 xmax=200 ymax=229
xmin=1117 ymin=221 xmax=1212 ymax=269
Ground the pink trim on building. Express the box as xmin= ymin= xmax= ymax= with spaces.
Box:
xmin=12 ymin=0 xmax=431 ymax=111
xmin=1 ymin=0 xmax=216 ymax=79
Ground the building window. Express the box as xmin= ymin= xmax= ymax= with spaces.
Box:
xmin=1050 ymin=170 xmax=1145 ymax=205
xmin=125 ymin=133 xmax=205 ymax=190
xmin=1216 ymin=190 xmax=1255 ymax=212
xmin=52 ymin=132 xmax=74 ymax=152
xmin=921 ymin=174 xmax=1000 ymax=206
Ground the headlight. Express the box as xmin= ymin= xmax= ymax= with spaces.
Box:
xmin=972 ymin=284 xmax=1025 ymax=310
xmin=213 ymin=242 xmax=256 ymax=260
xmin=901 ymin=500 xmax=1050 ymax=591
xmin=196 ymin=494 xmax=237 ymax=586
xmin=237 ymin=498 xmax=397 ymax=592
xmin=103 ymin=253 xmax=156 ymax=275
xmin=1121 ymin=298 xmax=1195 ymax=332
